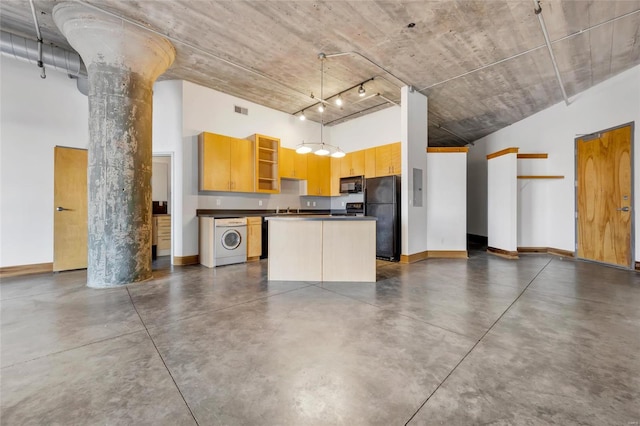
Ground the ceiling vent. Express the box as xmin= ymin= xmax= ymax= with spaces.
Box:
xmin=234 ymin=105 xmax=248 ymax=115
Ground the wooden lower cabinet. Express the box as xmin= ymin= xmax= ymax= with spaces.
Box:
xmin=153 ymin=215 xmax=171 ymax=256
xmin=246 ymin=217 xmax=262 ymax=260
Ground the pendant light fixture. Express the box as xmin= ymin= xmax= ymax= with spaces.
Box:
xmin=294 ymin=53 xmax=372 ymax=158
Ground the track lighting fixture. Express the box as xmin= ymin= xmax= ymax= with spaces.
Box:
xmin=299 ymin=111 xmax=306 ymax=121
xmin=358 ymin=84 xmax=366 ymax=96
xmin=318 ymin=104 xmax=324 ymax=113
xmin=335 ymin=95 xmax=343 ymax=106
xmin=315 ymin=144 xmax=330 ymax=156
xmin=331 ymin=148 xmax=346 ymax=158
xmin=296 ymin=142 xmax=312 ymax=154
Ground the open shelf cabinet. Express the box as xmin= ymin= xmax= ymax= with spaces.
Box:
xmin=249 ymin=134 xmax=280 ymax=193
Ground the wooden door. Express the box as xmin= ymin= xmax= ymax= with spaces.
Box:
xmin=577 ymin=124 xmax=633 ymax=268
xmin=365 ymin=147 xmax=376 ymax=178
xmin=54 ymin=146 xmax=87 ymax=271
xmin=279 ymin=147 xmax=294 ymax=178
xmin=351 ymin=150 xmax=365 ymax=176
xmin=230 ymin=137 xmax=254 ymax=192
xmin=246 ymin=217 xmax=262 ymax=259
xmin=200 ymin=133 xmax=230 ymax=191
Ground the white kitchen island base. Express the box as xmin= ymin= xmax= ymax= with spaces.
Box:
xmin=267 ymin=216 xmax=376 ymax=282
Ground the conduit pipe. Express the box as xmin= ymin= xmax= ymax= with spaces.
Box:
xmin=533 ymin=0 xmax=570 ymax=105
xmin=29 ymin=0 xmax=46 ymax=78
xmin=0 ymin=30 xmax=88 ymax=93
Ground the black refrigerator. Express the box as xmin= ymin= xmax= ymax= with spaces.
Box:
xmin=365 ymin=175 xmax=401 ymax=261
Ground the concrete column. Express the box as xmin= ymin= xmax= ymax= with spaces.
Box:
xmin=53 ymin=3 xmax=175 ymax=287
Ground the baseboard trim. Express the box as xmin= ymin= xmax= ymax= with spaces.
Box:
xmin=0 ymin=262 xmax=54 ymax=278
xmin=518 ymin=247 xmax=575 ymax=258
xmin=487 ymin=246 xmax=519 ymax=259
xmin=400 ymin=250 xmax=429 ymax=264
xmin=400 ymin=250 xmax=469 ymax=263
xmin=547 ymin=247 xmax=575 ymax=258
xmin=426 ymin=250 xmax=468 ymax=259
xmin=173 ymin=255 xmax=199 ymax=266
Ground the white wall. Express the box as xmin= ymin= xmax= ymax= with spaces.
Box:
xmin=400 ymin=87 xmax=429 ymax=255
xmin=487 ymin=152 xmax=518 ymax=253
xmin=330 ymin=106 xmax=401 ymax=152
xmin=427 ymin=152 xmax=467 ymax=251
xmin=0 ymin=58 xmax=89 ymax=267
xmin=468 ymin=64 xmax=640 ymax=261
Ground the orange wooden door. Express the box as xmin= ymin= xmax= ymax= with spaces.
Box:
xmin=53 ymin=146 xmax=87 ymax=271
xmin=576 ymin=124 xmax=632 ymax=268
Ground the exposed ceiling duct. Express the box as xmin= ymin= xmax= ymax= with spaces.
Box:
xmin=0 ymin=30 xmax=88 ymax=95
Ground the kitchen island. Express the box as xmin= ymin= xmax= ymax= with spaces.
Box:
xmin=266 ymin=215 xmax=376 ymax=282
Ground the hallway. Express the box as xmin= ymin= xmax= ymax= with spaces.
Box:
xmin=1 ymin=252 xmax=639 ymax=425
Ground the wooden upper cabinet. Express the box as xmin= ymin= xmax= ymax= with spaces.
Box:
xmin=280 ymin=147 xmax=308 ymax=180
xmin=230 ymin=137 xmax=255 ymax=192
xmin=307 ymin=155 xmax=331 ymax=196
xmin=199 ymin=132 xmax=255 ymax=192
xmin=330 ymin=157 xmax=341 ymax=196
xmin=340 ymin=153 xmax=352 ymax=177
xmin=249 ymin=134 xmax=280 ymax=193
xmin=339 ymin=150 xmax=365 ymax=177
xmin=279 ymin=147 xmax=295 ymax=179
xmin=364 ymin=147 xmax=376 ymax=178
xmin=375 ymin=142 xmax=401 ymax=176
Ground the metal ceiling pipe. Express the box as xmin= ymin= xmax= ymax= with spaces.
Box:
xmin=28 ymin=0 xmax=45 ymax=78
xmin=533 ymin=0 xmax=570 ymax=106
xmin=1 ymin=30 xmax=84 ymax=77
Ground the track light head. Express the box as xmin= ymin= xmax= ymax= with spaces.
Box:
xmin=318 ymin=104 xmax=324 ymax=113
xmin=299 ymin=111 xmax=306 ymax=121
xmin=358 ymin=84 xmax=366 ymax=96
xmin=335 ymin=95 xmax=343 ymax=106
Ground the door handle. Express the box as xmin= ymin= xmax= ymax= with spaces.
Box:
xmin=56 ymin=206 xmax=71 ymax=212
xmin=617 ymin=206 xmax=630 ymax=212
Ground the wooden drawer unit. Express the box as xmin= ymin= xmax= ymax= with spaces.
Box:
xmin=153 ymin=215 xmax=171 ymax=255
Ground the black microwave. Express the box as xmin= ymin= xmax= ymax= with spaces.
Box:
xmin=340 ymin=176 xmax=364 ymax=194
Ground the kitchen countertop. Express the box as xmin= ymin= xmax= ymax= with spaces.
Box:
xmin=196 ymin=209 xmax=337 ymax=218
xmin=265 ymin=215 xmax=376 ymax=221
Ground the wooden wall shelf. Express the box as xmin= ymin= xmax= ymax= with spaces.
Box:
xmin=517 ymin=153 xmax=548 ymax=159
xmin=517 ymin=175 xmax=564 ymax=179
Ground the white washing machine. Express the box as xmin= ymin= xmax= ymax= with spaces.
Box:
xmin=214 ymin=218 xmax=247 ymax=266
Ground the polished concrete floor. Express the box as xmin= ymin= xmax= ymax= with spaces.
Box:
xmin=1 ymin=252 xmax=639 ymax=425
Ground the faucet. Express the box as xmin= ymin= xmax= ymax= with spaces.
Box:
xmin=276 ymin=206 xmax=279 ymax=214
xmin=286 ymin=206 xmax=290 ymax=214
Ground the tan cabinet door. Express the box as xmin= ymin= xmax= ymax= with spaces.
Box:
xmin=200 ymin=133 xmax=230 ymax=191
xmin=330 ymin=157 xmax=342 ymax=196
xmin=375 ymin=144 xmax=392 ymax=176
xmin=364 ymin=147 xmax=376 ymax=178
xmin=318 ymin=157 xmax=331 ymax=196
xmin=340 ymin=153 xmax=352 ymax=177
xmin=390 ymin=142 xmax=401 ymax=175
xmin=294 ymin=151 xmax=308 ymax=179
xmin=54 ymin=146 xmax=87 ymax=271
xmin=230 ymin=137 xmax=254 ymax=192
xmin=279 ymin=147 xmax=295 ymax=178
xmin=306 ymin=154 xmax=320 ymax=195
xmin=351 ymin=150 xmax=365 ymax=176
xmin=577 ymin=125 xmax=632 ymax=268
xmin=246 ymin=217 xmax=262 ymax=259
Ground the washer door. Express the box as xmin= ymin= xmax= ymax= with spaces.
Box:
xmin=221 ymin=229 xmax=242 ymax=250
